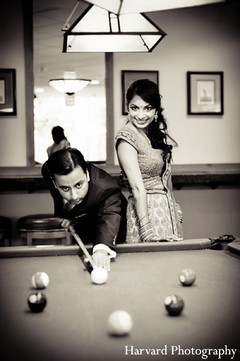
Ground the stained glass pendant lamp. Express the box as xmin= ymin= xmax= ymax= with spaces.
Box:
xmin=84 ymin=0 xmax=225 ymax=14
xmin=62 ymin=3 xmax=166 ymax=53
xmin=62 ymin=0 xmax=224 ymax=53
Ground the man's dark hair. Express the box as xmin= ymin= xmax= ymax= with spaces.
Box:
xmin=47 ymin=148 xmax=87 ymax=177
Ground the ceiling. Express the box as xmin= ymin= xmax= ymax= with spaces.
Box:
xmin=33 ymin=0 xmax=228 ymax=92
xmin=33 ymin=0 xmax=106 ymax=91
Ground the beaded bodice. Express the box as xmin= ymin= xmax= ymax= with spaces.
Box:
xmin=115 ymin=124 xmax=171 ymax=192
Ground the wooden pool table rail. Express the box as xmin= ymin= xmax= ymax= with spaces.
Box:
xmin=0 ymin=238 xmax=211 ymax=258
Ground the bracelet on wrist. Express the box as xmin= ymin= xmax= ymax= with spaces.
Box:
xmin=140 ymin=222 xmax=154 ymax=242
xmin=139 ymin=214 xmax=149 ymax=226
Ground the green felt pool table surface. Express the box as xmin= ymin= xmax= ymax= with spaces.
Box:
xmin=0 ymin=240 xmax=239 ymax=361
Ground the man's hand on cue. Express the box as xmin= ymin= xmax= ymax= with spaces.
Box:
xmin=92 ymin=250 xmax=110 ymax=271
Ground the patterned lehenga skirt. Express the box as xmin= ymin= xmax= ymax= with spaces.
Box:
xmin=126 ymin=191 xmax=183 ymax=243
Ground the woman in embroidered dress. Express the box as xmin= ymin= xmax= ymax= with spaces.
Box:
xmin=115 ymin=79 xmax=183 ymax=243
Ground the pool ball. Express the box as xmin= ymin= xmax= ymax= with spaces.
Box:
xmin=179 ymin=269 xmax=196 ymax=286
xmin=164 ymin=295 xmax=184 ymax=316
xmin=28 ymin=292 xmax=47 ymax=313
xmin=91 ymin=267 xmax=108 ymax=285
xmin=32 ymin=272 xmax=50 ymax=289
xmin=108 ymin=310 xmax=133 ymax=336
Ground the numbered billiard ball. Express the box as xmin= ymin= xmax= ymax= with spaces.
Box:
xmin=179 ymin=269 xmax=196 ymax=286
xmin=91 ymin=267 xmax=108 ymax=285
xmin=32 ymin=272 xmax=50 ymax=289
xmin=164 ymin=295 xmax=184 ymax=316
xmin=28 ymin=292 xmax=47 ymax=313
xmin=108 ymin=310 xmax=133 ymax=336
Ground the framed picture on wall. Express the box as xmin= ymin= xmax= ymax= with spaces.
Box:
xmin=121 ymin=70 xmax=159 ymax=115
xmin=0 ymin=69 xmax=17 ymax=116
xmin=187 ymin=72 xmax=223 ymax=115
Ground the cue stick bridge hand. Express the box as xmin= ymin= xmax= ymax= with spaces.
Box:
xmin=61 ymin=219 xmax=96 ymax=270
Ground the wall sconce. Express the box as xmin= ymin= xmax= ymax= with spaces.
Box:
xmin=62 ymin=3 xmax=166 ymax=53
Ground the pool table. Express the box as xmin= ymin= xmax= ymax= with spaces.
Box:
xmin=0 ymin=239 xmax=239 ymax=361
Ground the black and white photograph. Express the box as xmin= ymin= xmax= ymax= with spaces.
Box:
xmin=0 ymin=1 xmax=239 ymax=361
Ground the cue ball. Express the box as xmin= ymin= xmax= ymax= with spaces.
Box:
xmin=91 ymin=267 xmax=108 ymax=285
xmin=179 ymin=269 xmax=196 ymax=286
xmin=27 ymin=292 xmax=47 ymax=313
xmin=108 ymin=310 xmax=133 ymax=336
xmin=32 ymin=272 xmax=50 ymax=289
xmin=164 ymin=295 xmax=184 ymax=316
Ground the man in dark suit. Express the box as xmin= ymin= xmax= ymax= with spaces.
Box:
xmin=42 ymin=148 xmax=127 ymax=270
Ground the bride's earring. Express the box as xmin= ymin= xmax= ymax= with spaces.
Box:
xmin=154 ymin=114 xmax=158 ymax=122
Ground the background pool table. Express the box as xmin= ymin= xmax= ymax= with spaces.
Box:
xmin=0 ymin=240 xmax=239 ymax=361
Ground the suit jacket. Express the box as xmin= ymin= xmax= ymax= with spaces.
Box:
xmin=42 ymin=162 xmax=127 ymax=250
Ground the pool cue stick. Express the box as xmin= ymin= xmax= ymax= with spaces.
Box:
xmin=61 ymin=219 xmax=95 ymax=269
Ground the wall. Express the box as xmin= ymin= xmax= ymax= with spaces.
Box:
xmin=0 ymin=1 xmax=239 ymax=167
xmin=1 ymin=185 xmax=239 ymax=245
xmin=114 ymin=1 xmax=240 ymax=164
xmin=0 ymin=1 xmax=239 ymax=243
xmin=174 ymin=186 xmax=240 ymax=239
xmin=0 ymin=192 xmax=53 ymax=244
xmin=0 ymin=0 xmax=27 ymax=166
